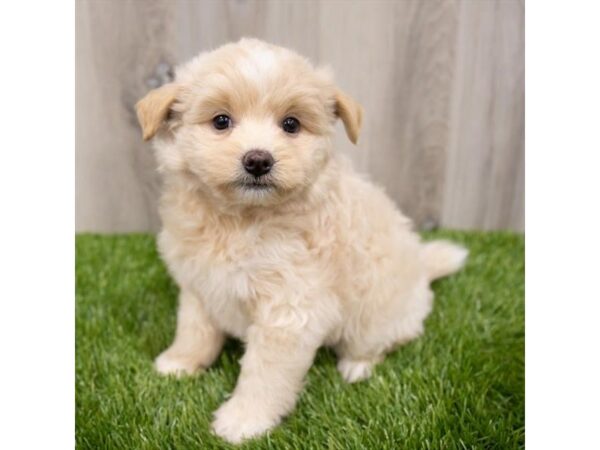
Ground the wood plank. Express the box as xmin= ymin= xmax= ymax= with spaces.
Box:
xmin=76 ymin=0 xmax=177 ymax=232
xmin=442 ymin=0 xmax=525 ymax=231
xmin=382 ymin=0 xmax=458 ymax=230
xmin=176 ymin=0 xmax=321 ymax=63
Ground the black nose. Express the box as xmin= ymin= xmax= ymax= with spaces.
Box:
xmin=242 ymin=150 xmax=274 ymax=177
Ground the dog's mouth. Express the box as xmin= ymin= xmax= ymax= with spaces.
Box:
xmin=233 ymin=176 xmax=277 ymax=191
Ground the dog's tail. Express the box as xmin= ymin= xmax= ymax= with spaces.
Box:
xmin=421 ymin=240 xmax=468 ymax=281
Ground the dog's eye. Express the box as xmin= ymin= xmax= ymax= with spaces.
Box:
xmin=212 ymin=114 xmax=231 ymax=130
xmin=282 ymin=117 xmax=300 ymax=134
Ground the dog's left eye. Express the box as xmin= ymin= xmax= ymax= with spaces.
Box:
xmin=282 ymin=117 xmax=300 ymax=134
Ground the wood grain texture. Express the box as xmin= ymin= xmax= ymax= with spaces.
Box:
xmin=442 ymin=0 xmax=525 ymax=231
xmin=76 ymin=0 xmax=524 ymax=232
xmin=76 ymin=0 xmax=177 ymax=232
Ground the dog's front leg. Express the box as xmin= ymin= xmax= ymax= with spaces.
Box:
xmin=154 ymin=290 xmax=224 ymax=376
xmin=211 ymin=320 xmax=320 ymax=443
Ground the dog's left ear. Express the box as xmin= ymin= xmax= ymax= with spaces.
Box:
xmin=135 ymin=83 xmax=179 ymax=141
xmin=335 ymin=89 xmax=363 ymax=145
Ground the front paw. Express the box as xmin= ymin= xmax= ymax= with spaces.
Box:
xmin=211 ymin=396 xmax=280 ymax=444
xmin=154 ymin=349 xmax=203 ymax=376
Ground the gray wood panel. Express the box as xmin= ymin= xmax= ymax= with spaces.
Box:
xmin=76 ymin=0 xmax=524 ymax=232
xmin=76 ymin=0 xmax=177 ymax=232
xmin=442 ymin=0 xmax=525 ymax=230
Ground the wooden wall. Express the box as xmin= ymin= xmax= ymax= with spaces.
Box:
xmin=76 ymin=0 xmax=524 ymax=232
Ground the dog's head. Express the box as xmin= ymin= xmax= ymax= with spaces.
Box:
xmin=136 ymin=39 xmax=362 ymax=208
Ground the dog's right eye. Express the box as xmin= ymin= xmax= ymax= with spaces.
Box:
xmin=212 ymin=114 xmax=231 ymax=130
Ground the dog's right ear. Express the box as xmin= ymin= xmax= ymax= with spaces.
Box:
xmin=135 ymin=83 xmax=179 ymax=141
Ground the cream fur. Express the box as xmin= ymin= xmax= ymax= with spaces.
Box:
xmin=136 ymin=38 xmax=467 ymax=444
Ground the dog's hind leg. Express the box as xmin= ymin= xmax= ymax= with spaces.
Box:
xmin=336 ymin=355 xmax=384 ymax=383
xmin=333 ymin=333 xmax=387 ymax=383
xmin=335 ymin=284 xmax=434 ymax=383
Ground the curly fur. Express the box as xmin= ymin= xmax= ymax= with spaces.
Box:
xmin=136 ymin=38 xmax=467 ymax=444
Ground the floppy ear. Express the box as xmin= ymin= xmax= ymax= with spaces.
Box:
xmin=335 ymin=89 xmax=363 ymax=144
xmin=135 ymin=83 xmax=179 ymax=141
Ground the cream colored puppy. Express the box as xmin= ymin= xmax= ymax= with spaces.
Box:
xmin=136 ymin=38 xmax=467 ymax=444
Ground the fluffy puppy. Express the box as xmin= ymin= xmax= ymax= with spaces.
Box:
xmin=136 ymin=38 xmax=467 ymax=444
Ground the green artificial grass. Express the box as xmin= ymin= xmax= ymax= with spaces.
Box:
xmin=76 ymin=231 xmax=524 ymax=449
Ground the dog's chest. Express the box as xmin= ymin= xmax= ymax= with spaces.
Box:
xmin=159 ymin=221 xmax=304 ymax=339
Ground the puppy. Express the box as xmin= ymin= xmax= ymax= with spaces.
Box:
xmin=136 ymin=38 xmax=467 ymax=443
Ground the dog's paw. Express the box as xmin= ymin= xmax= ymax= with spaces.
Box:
xmin=211 ymin=396 xmax=279 ymax=444
xmin=154 ymin=350 xmax=202 ymax=376
xmin=337 ymin=358 xmax=374 ymax=383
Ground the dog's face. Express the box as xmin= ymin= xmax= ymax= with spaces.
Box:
xmin=136 ymin=39 xmax=362 ymax=208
